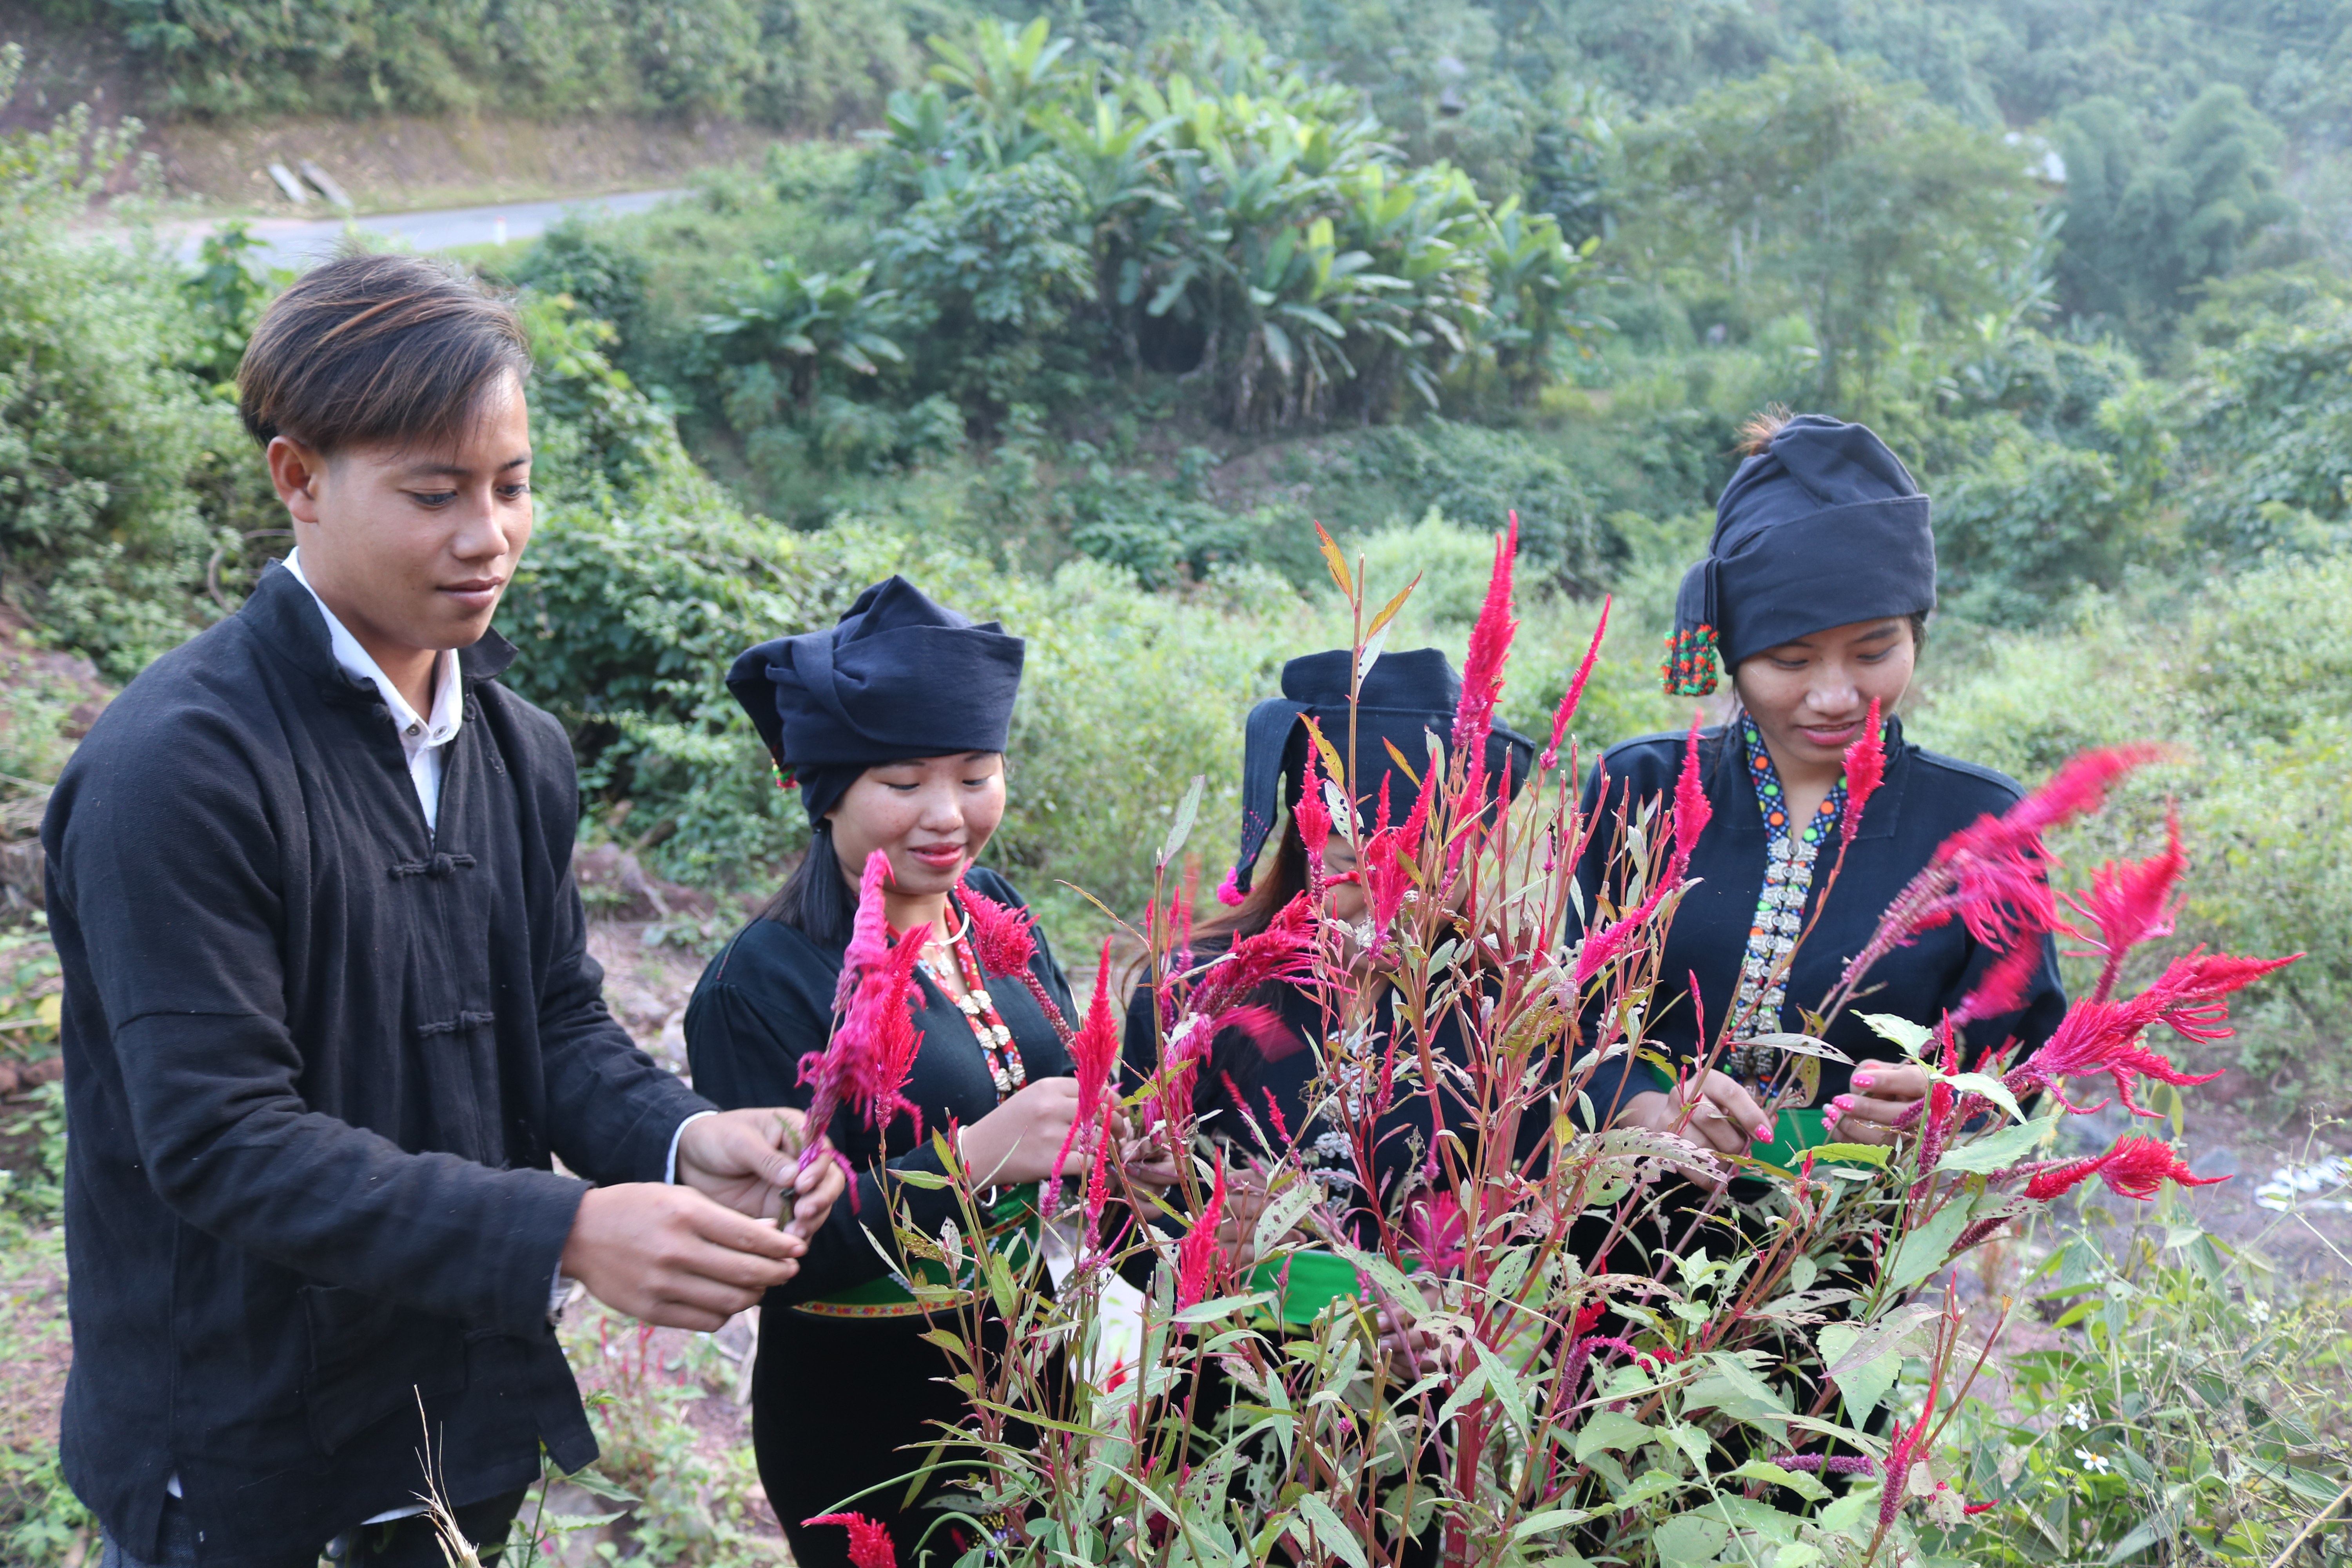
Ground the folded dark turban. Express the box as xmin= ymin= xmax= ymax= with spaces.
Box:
xmin=1662 ymin=414 xmax=1937 ymax=695
xmin=1224 ymin=647 xmax=1534 ymax=900
xmin=726 ymin=575 xmax=1025 ymax=824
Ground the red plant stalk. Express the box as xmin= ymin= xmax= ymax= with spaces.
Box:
xmin=1539 ymin=594 xmax=1611 ymax=774
xmin=802 ymin=1513 xmax=898 ymax=1568
xmin=1050 ymin=939 xmax=1122 ymax=1189
xmin=959 ymin=878 xmax=1075 ymax=1044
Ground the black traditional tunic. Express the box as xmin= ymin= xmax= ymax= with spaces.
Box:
xmin=684 ymin=869 xmax=1075 ymax=1568
xmin=1567 ymin=715 xmax=2067 ymax=1128
xmin=42 ymin=564 xmax=710 ymax=1566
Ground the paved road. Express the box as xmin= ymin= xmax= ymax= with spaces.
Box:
xmin=174 ymin=188 xmax=684 ymax=268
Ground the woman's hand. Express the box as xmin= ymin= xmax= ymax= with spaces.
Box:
xmin=1215 ymin=1167 xmax=1312 ymax=1270
xmin=1823 ymin=1059 xmax=1931 ymax=1145
xmin=1617 ymin=1070 xmax=1776 ymax=1157
xmin=956 ymin=1077 xmax=1087 ymax=1186
xmin=1374 ymin=1280 xmax=1450 ymax=1381
xmin=1114 ymin=1124 xmax=1185 ymax=1192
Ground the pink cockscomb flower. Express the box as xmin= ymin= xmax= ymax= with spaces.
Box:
xmin=959 ymin=877 xmax=1074 ymax=1042
xmin=1402 ymin=1189 xmax=1467 ymax=1273
xmin=800 ymin=852 xmax=925 ymax=1185
xmin=1839 ymin=697 xmax=1886 ymax=855
xmin=1449 ymin=514 xmax=1520 ymax=861
xmin=1540 ymin=595 xmax=1611 ymax=775
xmin=2023 ymin=1134 xmax=2228 ymax=1203
xmin=1951 ymin=939 xmax=2043 ymax=1028
xmin=1830 ymin=746 xmax=2167 ymax=1013
xmin=1174 ymin=1161 xmax=1228 ymax=1310
xmin=1050 ymin=939 xmax=1122 ymax=1189
xmin=1668 ymin=710 xmax=1711 ymax=880
xmin=2065 ymin=808 xmax=2187 ymax=1003
xmin=803 ymin=1514 xmax=898 ymax=1568
xmin=1572 ymin=878 xmax=1669 ymax=989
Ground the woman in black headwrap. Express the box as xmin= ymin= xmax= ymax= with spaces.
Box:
xmin=685 ymin=577 xmax=1090 ymax=1568
xmin=1123 ymin=647 xmax=1540 ymax=1321
xmin=1570 ymin=411 xmax=2067 ymax=1160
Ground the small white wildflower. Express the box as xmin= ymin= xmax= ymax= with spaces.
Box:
xmin=2247 ymin=1296 xmax=2272 ymax=1324
xmin=2074 ymin=1448 xmax=2111 ymax=1474
xmin=2063 ymin=1401 xmax=2092 ymax=1430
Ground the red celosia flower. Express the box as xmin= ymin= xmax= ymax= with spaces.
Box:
xmin=803 ymin=1514 xmax=897 ymax=1568
xmin=960 ymin=877 xmax=1076 ymax=1042
xmin=1879 ymin=1343 xmax=1951 ymax=1534
xmin=960 ymin=879 xmax=1036 ymax=979
xmin=1402 ymin=1189 xmax=1466 ymax=1272
xmin=832 ymin=848 xmax=894 ymax=1015
xmin=1833 ymin=747 xmax=2166 ymax=1009
xmin=1573 ymin=879 xmax=1668 ymax=987
xmin=1952 ymin=939 xmax=2043 ymax=1027
xmin=1450 ymin=513 xmax=1520 ymax=822
xmin=2065 ymin=808 xmax=2187 ymax=1003
xmin=1295 ymin=722 xmax=1334 ymax=867
xmin=800 ymin=852 xmax=925 ymax=1176
xmin=2024 ymin=1134 xmax=2229 ymax=1203
xmin=2140 ymin=948 xmax=2300 ymax=1043
xmin=1540 ymin=595 xmax=1611 ymax=774
xmin=1188 ymin=894 xmax=1316 ymax=1019
xmin=1669 ymin=709 xmax=1711 ymax=879
xmin=1051 ymin=939 xmax=1122 ymax=1188
xmin=2013 ymin=946 xmax=2293 ymax=1114
xmin=1839 ymin=698 xmax=1886 ymax=855
xmin=1174 ymin=1161 xmax=1228 ymax=1310
xmin=1571 ymin=1301 xmax=1606 ymax=1336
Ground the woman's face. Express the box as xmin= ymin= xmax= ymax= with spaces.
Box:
xmin=826 ymin=752 xmax=1007 ymax=898
xmin=1733 ymin=617 xmax=1915 ymax=779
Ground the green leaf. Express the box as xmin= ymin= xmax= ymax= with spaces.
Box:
xmin=1858 ymin=1013 xmax=1935 ymax=1055
xmin=1732 ymin=1459 xmax=1831 ymax=1503
xmin=1885 ymin=1194 xmax=1978 ymax=1294
xmin=1296 ymin=1496 xmax=1368 ymax=1568
xmin=1573 ymin=1409 xmax=1651 ymax=1462
xmin=1941 ymin=1071 xmax=2025 ymax=1122
xmin=1935 ymin=1113 xmax=2058 ymax=1174
xmin=1654 ymin=1514 xmax=1731 ymax=1565
xmin=1510 ymin=1508 xmax=1597 ymax=1541
xmin=1158 ymin=773 xmax=1205 ymax=867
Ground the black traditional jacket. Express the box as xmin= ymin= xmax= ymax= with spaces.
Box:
xmin=683 ymin=869 xmax=1076 ymax=1304
xmin=1567 ymin=716 xmax=2067 ymax=1127
xmin=43 ymin=564 xmax=710 ymax=1564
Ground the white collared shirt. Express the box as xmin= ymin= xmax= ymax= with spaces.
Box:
xmin=281 ymin=550 xmax=465 ymax=833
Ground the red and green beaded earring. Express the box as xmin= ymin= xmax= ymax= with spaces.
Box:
xmin=1660 ymin=622 xmax=1721 ymax=697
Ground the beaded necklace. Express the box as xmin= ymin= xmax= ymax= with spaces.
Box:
xmin=1722 ymin=714 xmax=1847 ymax=1088
xmin=915 ymin=902 xmax=1027 ymax=1102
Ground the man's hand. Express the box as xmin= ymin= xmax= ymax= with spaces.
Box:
xmin=561 ymin=1184 xmax=805 ymax=1332
xmin=677 ymin=1107 xmax=844 ymax=1241
xmin=1824 ymin=1059 xmax=1931 ymax=1145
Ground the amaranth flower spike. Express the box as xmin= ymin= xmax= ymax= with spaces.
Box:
xmin=803 ymin=1514 xmax=898 ymax=1568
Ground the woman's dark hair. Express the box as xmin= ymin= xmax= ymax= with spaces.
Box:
xmin=761 ymin=823 xmax=857 ymax=947
xmin=237 ymin=250 xmax=531 ymax=457
xmin=1193 ymin=818 xmax=1312 ymax=949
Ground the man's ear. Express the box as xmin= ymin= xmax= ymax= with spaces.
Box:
xmin=266 ymin=437 xmax=327 ymax=527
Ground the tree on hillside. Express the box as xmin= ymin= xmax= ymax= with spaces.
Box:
xmin=2053 ymin=85 xmax=2299 ymax=346
xmin=1620 ymin=52 xmax=2038 ymax=413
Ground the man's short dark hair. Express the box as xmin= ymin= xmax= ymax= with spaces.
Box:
xmin=237 ymin=250 xmax=532 ymax=456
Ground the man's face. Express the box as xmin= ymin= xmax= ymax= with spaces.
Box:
xmin=268 ymin=371 xmax=534 ymax=661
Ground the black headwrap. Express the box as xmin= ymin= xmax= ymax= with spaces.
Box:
xmin=1223 ymin=647 xmax=1535 ymax=900
xmin=725 ymin=576 xmax=1026 ymax=825
xmin=1662 ymin=414 xmax=1937 ymax=695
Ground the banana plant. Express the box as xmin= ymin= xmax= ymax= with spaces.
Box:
xmin=1478 ymin=198 xmax=1603 ymax=400
xmin=699 ymin=257 xmax=905 ymax=415
xmin=925 ymin=16 xmax=1074 ymax=170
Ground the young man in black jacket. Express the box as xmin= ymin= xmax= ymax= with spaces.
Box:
xmin=45 ymin=253 xmax=846 ymax=1568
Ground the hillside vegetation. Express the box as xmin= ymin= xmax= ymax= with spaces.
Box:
xmin=3 ymin=2 xmax=2350 ymax=1112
